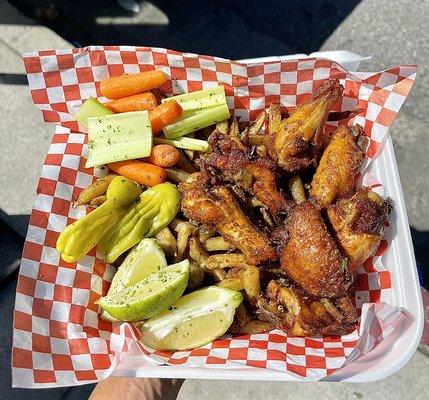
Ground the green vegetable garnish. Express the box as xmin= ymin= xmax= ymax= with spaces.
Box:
xmin=99 ymin=182 xmax=180 ymax=263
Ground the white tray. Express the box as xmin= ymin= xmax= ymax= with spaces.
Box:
xmin=112 ymin=52 xmax=424 ymax=382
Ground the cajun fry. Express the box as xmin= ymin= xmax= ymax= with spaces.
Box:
xmin=205 ymin=253 xmax=248 ymax=269
xmin=187 ymin=260 xmax=205 ymax=290
xmin=243 ymin=266 xmax=261 ymax=301
xmin=229 ymin=303 xmax=252 ymax=334
xmin=155 ymin=227 xmax=177 ymax=258
xmin=74 ymin=174 xmax=116 ymax=207
xmin=268 ymin=103 xmax=281 ymax=135
xmin=210 ymin=268 xmax=227 ymax=282
xmin=288 ymin=175 xmax=306 ymax=204
xmin=242 ymin=320 xmax=274 ymax=334
xmin=198 ymin=225 xmax=217 ymax=242
xmin=203 ymin=236 xmax=235 ymax=252
xmin=174 ymin=222 xmax=197 ymax=262
xmin=216 ymin=120 xmax=229 ymax=135
xmin=176 ymin=152 xmax=197 ymax=173
xmin=229 ymin=118 xmax=240 ymax=138
xmin=217 ymin=277 xmax=244 ymax=291
xmin=166 ymin=168 xmax=190 ymax=183
xmin=226 ymin=267 xmax=244 ymax=279
xmin=248 ymin=111 xmax=267 ymax=136
xmin=248 ymin=134 xmax=268 ymax=146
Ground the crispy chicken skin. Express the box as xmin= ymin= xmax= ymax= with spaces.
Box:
xmin=203 ymin=130 xmax=292 ymax=217
xmin=279 ymin=201 xmax=352 ymax=298
xmin=310 ymin=125 xmax=364 ymax=209
xmin=179 ymin=172 xmax=277 ymax=265
xmin=267 ymin=79 xmax=343 ymax=173
xmin=327 ymin=188 xmax=391 ymax=273
xmin=256 ymin=279 xmax=356 ymax=336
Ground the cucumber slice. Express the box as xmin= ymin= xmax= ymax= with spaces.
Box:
xmin=153 ymin=137 xmax=209 ymax=152
xmin=86 ymin=111 xmax=153 ymax=168
xmin=163 ymin=104 xmax=230 ymax=139
xmin=75 ymin=97 xmax=113 ymax=128
xmin=162 ymin=86 xmax=226 ymax=112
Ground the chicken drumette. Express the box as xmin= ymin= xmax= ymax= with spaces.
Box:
xmin=180 ymin=172 xmax=277 ymax=265
xmin=277 ymin=201 xmax=353 ymax=298
xmin=327 ymin=187 xmax=391 ymax=273
xmin=203 ymin=130 xmax=292 ymax=219
xmin=310 ymin=125 xmax=364 ymax=209
xmin=267 ymin=79 xmax=343 ymax=174
xmin=256 ymin=278 xmax=357 ymax=336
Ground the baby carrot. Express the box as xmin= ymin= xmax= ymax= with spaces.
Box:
xmin=145 ymin=144 xmax=181 ymax=167
xmin=149 ymin=101 xmax=183 ymax=134
xmin=100 ymin=70 xmax=168 ymax=100
xmin=108 ymin=160 xmax=167 ymax=186
xmin=105 ymin=92 xmax=158 ymax=113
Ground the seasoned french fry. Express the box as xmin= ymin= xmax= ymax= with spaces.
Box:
xmin=176 ymin=152 xmax=197 ymax=173
xmin=248 ymin=134 xmax=268 ymax=146
xmin=320 ymin=298 xmax=344 ymax=322
xmin=198 ymin=225 xmax=216 ymax=242
xmin=229 ymin=118 xmax=239 ymax=138
xmin=226 ymin=267 xmax=244 ymax=279
xmin=203 ymin=236 xmax=235 ymax=252
xmin=268 ymin=103 xmax=281 ymax=135
xmin=243 ymin=266 xmax=261 ymax=301
xmin=242 ymin=320 xmax=274 ymax=334
xmin=189 ymin=237 xmax=209 ymax=268
xmin=184 ymin=149 xmax=195 ymax=161
xmin=155 ymin=227 xmax=177 ymax=258
xmin=217 ymin=277 xmax=244 ymax=291
xmin=174 ymin=222 xmax=197 ymax=262
xmin=248 ymin=111 xmax=267 ymax=136
xmin=169 ymin=218 xmax=187 ymax=230
xmin=90 ymin=195 xmax=107 ymax=207
xmin=216 ymin=120 xmax=229 ymax=135
xmin=166 ymin=168 xmax=190 ymax=183
xmin=187 ymin=260 xmax=205 ymax=290
xmin=210 ymin=268 xmax=226 ymax=282
xmin=229 ymin=303 xmax=252 ymax=334
xmin=205 ymin=253 xmax=248 ymax=269
xmin=74 ymin=174 xmax=116 ymax=207
xmin=288 ymin=175 xmax=306 ymax=204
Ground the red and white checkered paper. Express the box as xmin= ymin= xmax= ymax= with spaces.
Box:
xmin=12 ymin=46 xmax=416 ymax=387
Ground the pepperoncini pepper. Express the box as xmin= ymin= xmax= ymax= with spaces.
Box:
xmin=56 ymin=176 xmax=142 ymax=263
xmin=99 ymin=182 xmax=180 ymax=263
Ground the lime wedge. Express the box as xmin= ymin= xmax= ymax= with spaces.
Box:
xmin=109 ymin=239 xmax=167 ymax=293
xmin=100 ymin=239 xmax=167 ymax=321
xmin=141 ymin=286 xmax=243 ymax=350
xmin=98 ymin=260 xmax=189 ymax=322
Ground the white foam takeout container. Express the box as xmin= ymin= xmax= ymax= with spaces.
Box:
xmin=112 ymin=51 xmax=424 ymax=382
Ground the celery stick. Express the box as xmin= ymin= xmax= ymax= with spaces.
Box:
xmin=163 ymin=103 xmax=230 ymax=139
xmin=153 ymin=137 xmax=209 ymax=152
xmin=162 ymin=86 xmax=226 ymax=112
xmin=75 ymin=97 xmax=113 ymax=128
xmin=86 ymin=111 xmax=152 ymax=168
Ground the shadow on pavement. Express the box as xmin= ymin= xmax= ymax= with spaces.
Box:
xmin=6 ymin=0 xmax=360 ymax=58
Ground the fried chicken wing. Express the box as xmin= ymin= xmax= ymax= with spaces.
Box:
xmin=180 ymin=172 xmax=277 ymax=265
xmin=327 ymin=188 xmax=391 ymax=273
xmin=279 ymin=201 xmax=352 ymax=298
xmin=203 ymin=130 xmax=292 ymax=218
xmin=310 ymin=125 xmax=364 ymax=209
xmin=267 ymin=79 xmax=343 ymax=173
xmin=256 ymin=279 xmax=356 ymax=336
